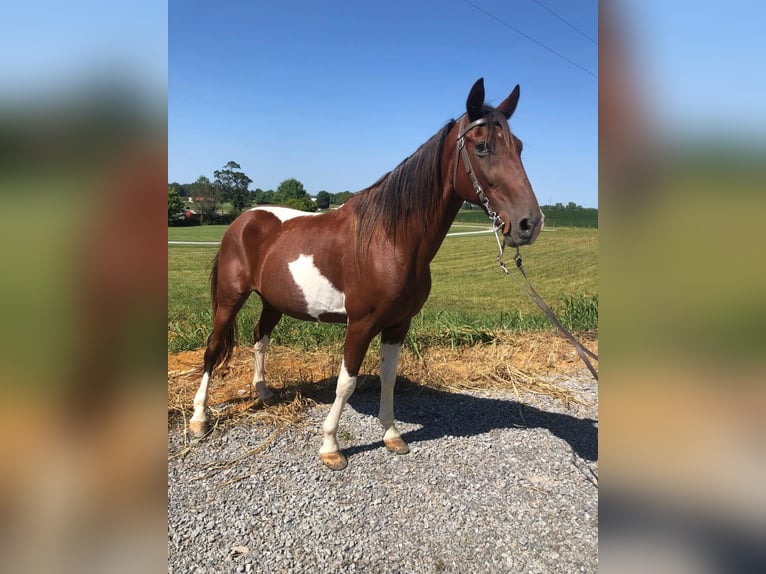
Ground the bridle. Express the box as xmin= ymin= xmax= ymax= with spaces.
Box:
xmin=454 ymin=116 xmax=505 ymax=233
xmin=453 ymin=115 xmax=513 ymax=272
xmin=453 ymin=115 xmax=599 ymax=381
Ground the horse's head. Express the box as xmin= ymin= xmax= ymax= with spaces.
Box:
xmin=452 ymin=78 xmax=543 ymax=247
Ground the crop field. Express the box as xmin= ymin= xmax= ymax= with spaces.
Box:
xmin=454 ymin=206 xmax=597 ymax=228
xmin=168 ymin=220 xmax=597 ymax=355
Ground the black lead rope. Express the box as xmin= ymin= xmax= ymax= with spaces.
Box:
xmin=497 ymin=240 xmax=599 ymax=381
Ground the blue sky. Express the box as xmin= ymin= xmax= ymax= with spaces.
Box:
xmin=618 ymin=0 xmax=766 ymax=142
xmin=169 ymin=0 xmax=598 ymax=207
xmin=2 ymin=0 xmax=166 ymax=100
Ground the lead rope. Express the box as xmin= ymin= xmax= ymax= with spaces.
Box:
xmin=492 ymin=230 xmax=599 ymax=381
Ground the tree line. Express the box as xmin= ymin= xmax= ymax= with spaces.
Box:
xmin=168 ymin=161 xmax=355 ymax=224
xmin=169 ymin=160 xmax=596 ymax=227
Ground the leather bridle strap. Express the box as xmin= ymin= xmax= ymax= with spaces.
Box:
xmin=454 ymin=117 xmax=505 ymax=232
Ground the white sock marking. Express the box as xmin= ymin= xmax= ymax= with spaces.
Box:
xmin=252 ymin=335 xmax=274 ymax=401
xmin=191 ymin=371 xmax=210 ymax=423
xmin=253 ymin=335 xmax=269 ymax=383
xmin=320 ymin=361 xmax=356 ymax=455
xmin=288 ymin=254 xmax=346 ymax=320
xmin=379 ymin=343 xmax=403 ymax=441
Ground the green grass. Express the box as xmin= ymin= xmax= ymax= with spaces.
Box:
xmin=168 ymin=225 xmax=229 ymax=242
xmin=168 ymin=225 xmax=597 ymax=353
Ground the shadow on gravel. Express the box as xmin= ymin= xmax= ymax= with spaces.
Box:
xmin=342 ymin=376 xmax=598 ymax=462
xmin=181 ymin=374 xmax=597 ymax=464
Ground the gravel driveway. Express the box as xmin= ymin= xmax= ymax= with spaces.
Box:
xmin=168 ymin=374 xmax=598 ymax=573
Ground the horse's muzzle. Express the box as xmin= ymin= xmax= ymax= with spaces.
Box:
xmin=503 ymin=213 xmax=543 ymax=247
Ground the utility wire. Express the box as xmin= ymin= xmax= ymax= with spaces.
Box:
xmin=460 ymin=0 xmax=597 ymax=79
xmin=529 ymin=0 xmax=598 ymax=45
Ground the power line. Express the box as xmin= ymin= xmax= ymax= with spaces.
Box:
xmin=529 ymin=0 xmax=598 ymax=45
xmin=459 ymin=0 xmax=597 ymax=79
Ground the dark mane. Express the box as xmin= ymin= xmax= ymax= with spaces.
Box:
xmin=353 ymin=119 xmax=456 ymax=249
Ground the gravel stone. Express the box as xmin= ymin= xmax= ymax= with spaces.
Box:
xmin=168 ymin=374 xmax=597 ymax=573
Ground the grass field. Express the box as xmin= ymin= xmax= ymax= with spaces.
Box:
xmin=168 ymin=221 xmax=597 ymax=354
xmin=168 ymin=225 xmax=228 ymax=242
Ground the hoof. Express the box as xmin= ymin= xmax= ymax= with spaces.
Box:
xmin=320 ymin=451 xmax=348 ymax=471
xmin=189 ymin=420 xmax=208 ymax=439
xmin=259 ymin=394 xmax=277 ymax=407
xmin=384 ymin=437 xmax=410 ymax=455
xmin=254 ymin=381 xmax=276 ymax=406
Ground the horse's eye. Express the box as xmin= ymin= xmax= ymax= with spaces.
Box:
xmin=475 ymin=141 xmax=492 ymax=158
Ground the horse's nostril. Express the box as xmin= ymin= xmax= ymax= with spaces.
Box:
xmin=520 ymin=218 xmax=531 ymax=232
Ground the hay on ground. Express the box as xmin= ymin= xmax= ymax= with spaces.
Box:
xmin=168 ymin=332 xmax=597 ymax=435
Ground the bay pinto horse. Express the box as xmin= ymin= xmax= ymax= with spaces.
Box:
xmin=190 ymin=78 xmax=543 ymax=470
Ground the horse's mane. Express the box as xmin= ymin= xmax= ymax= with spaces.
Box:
xmin=353 ymin=119 xmax=456 ymax=250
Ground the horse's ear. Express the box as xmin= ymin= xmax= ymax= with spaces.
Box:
xmin=466 ymin=78 xmax=485 ymax=122
xmin=497 ymin=84 xmax=520 ymax=119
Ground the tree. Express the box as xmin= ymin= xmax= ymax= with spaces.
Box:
xmin=168 ymin=185 xmax=185 ymax=224
xmin=315 ymin=190 xmax=331 ymax=210
xmin=256 ymin=189 xmax=275 ymax=204
xmin=169 ymin=181 xmax=187 ymax=197
xmin=189 ymin=175 xmax=218 ymax=220
xmin=332 ymin=191 xmax=354 ymax=205
xmin=274 ymin=178 xmax=308 ymax=204
xmin=214 ymin=161 xmax=253 ymax=213
xmin=285 ymin=196 xmax=317 ymax=212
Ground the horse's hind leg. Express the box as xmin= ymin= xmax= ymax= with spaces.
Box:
xmin=379 ymin=324 xmax=410 ymax=455
xmin=251 ymin=301 xmax=282 ymax=404
xmin=189 ymin=288 xmax=250 ymax=438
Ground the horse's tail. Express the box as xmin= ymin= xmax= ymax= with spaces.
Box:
xmin=208 ymin=251 xmax=237 ymax=372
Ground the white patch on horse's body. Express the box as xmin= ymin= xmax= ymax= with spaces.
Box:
xmin=287 ymin=254 xmax=346 ymax=320
xmin=249 ymin=206 xmax=320 ymax=222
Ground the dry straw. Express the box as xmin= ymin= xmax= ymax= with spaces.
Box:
xmin=168 ymin=332 xmax=596 ymax=442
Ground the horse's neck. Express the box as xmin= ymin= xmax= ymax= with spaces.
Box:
xmin=410 ymin=185 xmax=463 ymax=265
xmin=412 ymin=137 xmax=466 ymax=264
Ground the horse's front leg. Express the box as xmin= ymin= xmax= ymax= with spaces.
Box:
xmin=319 ymin=323 xmax=373 ymax=471
xmin=319 ymin=360 xmax=357 ymax=471
xmin=379 ymin=342 xmax=408 ymax=454
xmin=379 ymin=324 xmax=410 ymax=454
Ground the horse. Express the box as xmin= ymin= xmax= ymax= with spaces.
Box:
xmin=189 ymin=78 xmax=543 ymax=470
